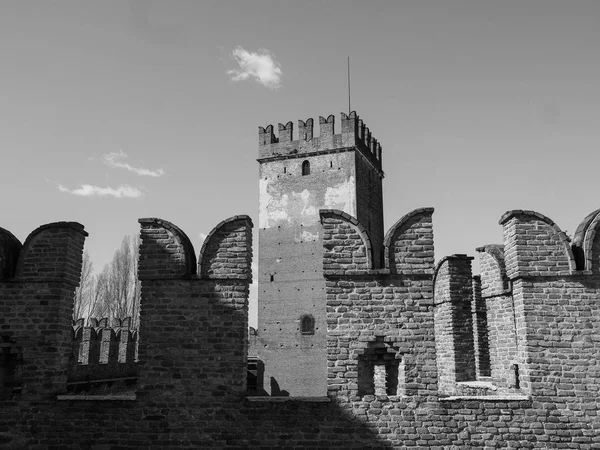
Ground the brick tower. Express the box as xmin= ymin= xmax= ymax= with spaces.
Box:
xmin=256 ymin=112 xmax=384 ymax=396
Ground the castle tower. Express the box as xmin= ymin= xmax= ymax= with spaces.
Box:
xmin=257 ymin=112 xmax=384 ymax=396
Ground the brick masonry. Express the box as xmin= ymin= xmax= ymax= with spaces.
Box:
xmin=1 ymin=212 xmax=600 ymax=449
xmin=0 ymin=114 xmax=599 ymax=447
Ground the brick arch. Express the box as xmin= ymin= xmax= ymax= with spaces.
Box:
xmin=15 ymin=222 xmax=87 ymax=284
xmin=319 ymin=209 xmax=373 ymax=271
xmin=476 ymin=244 xmax=509 ymax=295
xmin=198 ymin=215 xmax=253 ymax=279
xmin=433 ymin=255 xmax=462 ymax=300
xmin=383 ymin=207 xmax=434 ymax=274
xmin=0 ymin=226 xmax=22 ymax=279
xmin=572 ymin=208 xmax=600 ymax=271
xmin=138 ymin=218 xmax=197 ymax=279
xmin=499 ymin=210 xmax=577 ymax=275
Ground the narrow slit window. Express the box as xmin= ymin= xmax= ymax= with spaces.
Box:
xmin=302 ymin=160 xmax=310 ymax=176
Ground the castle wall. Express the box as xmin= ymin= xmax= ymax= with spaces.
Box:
xmin=477 ymin=245 xmax=518 ymax=389
xmin=2 ymin=105 xmax=600 ymax=447
xmin=471 ymin=275 xmax=491 ymax=378
xmin=486 ymin=290 xmax=519 ymax=389
xmin=500 ymin=211 xmax=600 ymax=408
xmin=0 ymin=222 xmax=87 ymax=399
xmin=433 ymin=255 xmax=477 ymax=394
xmin=321 ymin=209 xmax=437 ymax=401
xmin=2 ymin=208 xmax=600 ymax=448
xmin=137 ymin=216 xmax=252 ymax=406
xmin=69 ymin=319 xmax=138 ymax=383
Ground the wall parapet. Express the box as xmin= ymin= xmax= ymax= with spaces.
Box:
xmin=433 ymin=254 xmax=476 ymax=394
xmin=258 ymin=111 xmax=383 ymax=174
xmin=0 ymin=227 xmax=21 ymax=280
xmin=476 ymin=244 xmax=509 ymax=297
xmin=0 ymin=221 xmax=87 ymax=399
xmin=137 ymin=216 xmax=252 ymax=403
xmin=14 ymin=222 xmax=88 ymax=285
xmin=70 ymin=318 xmax=138 ymax=382
xmin=138 ymin=218 xmax=197 ymax=280
xmin=320 ymin=209 xmax=373 ymax=275
xmin=433 ymin=254 xmax=475 ymax=303
xmin=383 ymin=207 xmax=435 ymax=275
xmin=572 ymin=208 xmax=600 ymax=271
xmin=321 ymin=208 xmax=438 ymax=403
xmin=198 ymin=215 xmax=253 ymax=280
xmin=499 ymin=210 xmax=576 ymax=279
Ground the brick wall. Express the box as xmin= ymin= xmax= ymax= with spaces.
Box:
xmin=0 ymin=222 xmax=87 ymax=400
xmin=472 ymin=275 xmax=491 ymax=378
xmin=477 ymin=245 xmax=519 ymax=390
xmin=137 ymin=216 xmax=252 ymax=406
xmin=322 ymin=208 xmax=438 ymax=403
xmin=2 ymin=208 xmax=600 ymax=448
xmin=69 ymin=318 xmax=137 ymax=383
xmin=384 ymin=207 xmax=435 ymax=275
xmin=433 ymin=254 xmax=477 ymax=394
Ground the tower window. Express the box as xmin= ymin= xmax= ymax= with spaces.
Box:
xmin=300 ymin=314 xmax=315 ymax=335
xmin=302 ymin=160 xmax=310 ymax=176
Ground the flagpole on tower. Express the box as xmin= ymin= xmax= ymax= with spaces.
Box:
xmin=347 ymin=56 xmax=351 ymax=114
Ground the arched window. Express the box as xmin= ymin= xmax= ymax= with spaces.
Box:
xmin=300 ymin=314 xmax=315 ymax=335
xmin=302 ymin=160 xmax=310 ymax=176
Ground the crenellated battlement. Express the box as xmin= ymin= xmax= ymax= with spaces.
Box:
xmin=258 ymin=111 xmax=383 ymax=173
xmin=69 ymin=317 xmax=138 ymax=382
xmin=2 ymin=205 xmax=600 ymax=447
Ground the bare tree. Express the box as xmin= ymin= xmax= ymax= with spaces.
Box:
xmin=72 ymin=235 xmax=141 ymax=327
xmin=89 ymin=267 xmax=111 ymax=320
xmin=106 ymin=235 xmax=141 ymax=324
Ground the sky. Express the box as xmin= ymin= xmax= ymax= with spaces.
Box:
xmin=2 ymin=1 xmax=600 ymax=326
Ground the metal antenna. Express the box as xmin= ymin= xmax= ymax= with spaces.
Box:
xmin=347 ymin=56 xmax=351 ymax=114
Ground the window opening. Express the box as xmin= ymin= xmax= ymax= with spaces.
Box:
xmin=509 ymin=363 xmax=520 ymax=389
xmin=358 ymin=337 xmax=401 ymax=396
xmin=302 ymin=160 xmax=310 ymax=176
xmin=300 ymin=314 xmax=315 ymax=335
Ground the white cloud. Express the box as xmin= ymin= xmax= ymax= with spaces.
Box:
xmin=198 ymin=232 xmax=207 ymax=244
xmin=103 ymin=150 xmax=165 ymax=177
xmin=58 ymin=184 xmax=142 ymax=198
xmin=227 ymin=46 xmax=282 ymax=90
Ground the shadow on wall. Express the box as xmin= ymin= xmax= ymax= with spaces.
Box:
xmin=239 ymin=399 xmax=395 ymax=449
xmin=269 ymin=377 xmax=289 ymax=397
